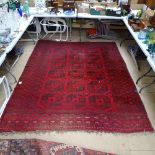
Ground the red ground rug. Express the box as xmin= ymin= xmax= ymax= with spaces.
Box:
xmin=0 ymin=139 xmax=115 ymax=155
xmin=0 ymin=41 xmax=153 ymax=133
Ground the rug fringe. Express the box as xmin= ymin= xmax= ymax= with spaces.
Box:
xmin=0 ymin=130 xmax=154 ymax=138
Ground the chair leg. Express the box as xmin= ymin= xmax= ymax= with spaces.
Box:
xmin=60 ymin=26 xmax=68 ymax=41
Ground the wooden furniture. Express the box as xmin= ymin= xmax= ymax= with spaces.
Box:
xmin=138 ymin=0 xmax=155 ymax=9
xmin=46 ymin=0 xmax=59 ymax=13
xmin=146 ymin=0 xmax=155 ymax=9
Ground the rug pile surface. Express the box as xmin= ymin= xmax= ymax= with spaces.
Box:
xmin=0 ymin=41 xmax=153 ymax=133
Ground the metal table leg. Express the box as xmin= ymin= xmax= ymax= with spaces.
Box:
xmin=136 ymin=67 xmax=152 ymax=84
xmin=26 ymin=31 xmax=36 ymax=44
xmin=79 ymin=18 xmax=82 ymax=42
xmin=120 ymin=33 xmax=133 ymax=47
xmin=3 ymin=62 xmax=17 ymax=83
xmin=69 ymin=18 xmax=72 ymax=41
xmin=127 ymin=45 xmax=141 ymax=71
xmin=20 ymin=31 xmax=36 ymax=44
xmin=66 ymin=18 xmax=72 ymax=41
xmin=139 ymin=79 xmax=155 ymax=93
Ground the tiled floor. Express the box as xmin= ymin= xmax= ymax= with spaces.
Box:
xmin=0 ymin=29 xmax=155 ymax=155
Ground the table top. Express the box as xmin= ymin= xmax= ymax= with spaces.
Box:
xmin=0 ymin=16 xmax=33 ymax=66
xmin=78 ymin=13 xmax=124 ymax=20
xmin=0 ymin=53 xmax=6 ymax=67
xmin=5 ymin=16 xmax=34 ymax=54
xmin=123 ymin=17 xmax=150 ymax=57
xmin=29 ymin=8 xmax=77 ymax=18
xmin=147 ymin=56 xmax=155 ymax=72
xmin=123 ymin=17 xmax=155 ymax=71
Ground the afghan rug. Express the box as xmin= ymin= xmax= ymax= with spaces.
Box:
xmin=0 ymin=139 xmax=115 ymax=155
xmin=0 ymin=41 xmax=153 ymax=133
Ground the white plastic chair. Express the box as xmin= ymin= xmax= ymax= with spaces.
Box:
xmin=0 ymin=76 xmax=11 ymax=118
xmin=40 ymin=18 xmax=68 ymax=41
xmin=27 ymin=17 xmax=41 ymax=41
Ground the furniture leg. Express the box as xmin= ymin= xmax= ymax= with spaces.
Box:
xmin=120 ymin=33 xmax=133 ymax=47
xmin=3 ymin=62 xmax=17 ymax=83
xmin=139 ymin=79 xmax=155 ymax=93
xmin=127 ymin=45 xmax=140 ymax=71
xmin=26 ymin=31 xmax=36 ymax=44
xmin=97 ymin=20 xmax=116 ymax=40
xmin=20 ymin=31 xmax=36 ymax=44
xmin=0 ymin=76 xmax=11 ymax=118
xmin=136 ymin=67 xmax=152 ymax=84
xmin=69 ymin=18 xmax=72 ymax=41
xmin=79 ymin=18 xmax=82 ymax=42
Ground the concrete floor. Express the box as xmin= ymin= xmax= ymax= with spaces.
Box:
xmin=0 ymin=29 xmax=155 ymax=155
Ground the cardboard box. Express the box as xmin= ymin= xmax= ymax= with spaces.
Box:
xmin=130 ymin=4 xmax=147 ymax=11
xmin=141 ymin=8 xmax=155 ymax=20
xmin=77 ymin=2 xmax=90 ymax=13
